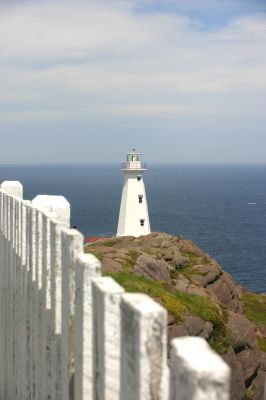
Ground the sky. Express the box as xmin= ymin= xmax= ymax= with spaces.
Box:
xmin=0 ymin=0 xmax=266 ymax=164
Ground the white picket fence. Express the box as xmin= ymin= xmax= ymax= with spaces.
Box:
xmin=0 ymin=181 xmax=231 ymax=400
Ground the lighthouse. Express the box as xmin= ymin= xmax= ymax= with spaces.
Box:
xmin=117 ymin=149 xmax=151 ymax=237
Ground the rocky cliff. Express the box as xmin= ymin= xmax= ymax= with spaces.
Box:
xmin=85 ymin=232 xmax=266 ymax=400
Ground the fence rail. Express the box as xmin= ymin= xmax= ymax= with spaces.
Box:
xmin=0 ymin=181 xmax=231 ymax=400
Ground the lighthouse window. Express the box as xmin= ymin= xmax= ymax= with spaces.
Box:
xmin=137 ymin=175 xmax=142 ymax=181
xmin=140 ymin=219 xmax=145 ymax=226
xmin=138 ymin=195 xmax=143 ymax=203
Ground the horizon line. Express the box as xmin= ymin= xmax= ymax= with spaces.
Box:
xmin=0 ymin=162 xmax=266 ymax=167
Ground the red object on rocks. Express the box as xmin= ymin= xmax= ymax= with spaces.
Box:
xmin=85 ymin=237 xmax=107 ymax=244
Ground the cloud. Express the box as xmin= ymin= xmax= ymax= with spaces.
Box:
xmin=0 ymin=104 xmax=196 ymax=125
xmin=0 ymin=0 xmax=265 ymax=124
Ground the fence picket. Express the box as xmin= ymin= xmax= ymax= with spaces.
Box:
xmin=75 ymin=253 xmax=101 ymax=400
xmin=92 ymin=276 xmax=124 ymax=400
xmin=120 ymin=293 xmax=169 ymax=400
xmin=61 ymin=229 xmax=83 ymax=400
xmin=0 ymin=192 xmax=3 ymax=398
xmin=170 ymin=337 xmax=230 ymax=400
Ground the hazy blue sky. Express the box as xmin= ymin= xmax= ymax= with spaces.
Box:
xmin=0 ymin=0 xmax=266 ymax=164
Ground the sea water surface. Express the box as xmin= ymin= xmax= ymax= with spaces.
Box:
xmin=0 ymin=164 xmax=265 ymax=293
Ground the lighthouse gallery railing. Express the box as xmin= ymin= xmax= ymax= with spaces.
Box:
xmin=0 ymin=181 xmax=231 ymax=400
xmin=121 ymin=162 xmax=147 ymax=169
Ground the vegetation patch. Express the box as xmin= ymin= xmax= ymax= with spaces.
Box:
xmin=168 ymin=252 xmax=210 ymax=282
xmin=179 ymin=263 xmax=208 ymax=281
xmin=242 ymin=292 xmax=266 ymax=326
xmin=84 ymin=248 xmax=103 ymax=261
xmin=178 ymin=252 xmax=202 ymax=279
xmin=257 ymin=336 xmax=266 ymax=352
xmin=99 ymin=240 xmax=117 ymax=247
xmin=106 ymin=271 xmax=231 ymax=353
xmin=169 ymin=269 xmax=179 ymax=281
xmin=122 ymin=250 xmax=140 ymax=271
xmin=105 ymin=271 xmax=186 ymax=321
xmin=202 ymin=256 xmax=211 ymax=265
xmin=183 ymin=251 xmax=197 ymax=264
xmin=184 ymin=267 xmax=208 ymax=278
xmin=211 ymin=313 xmax=236 ymax=355
xmin=245 ymin=385 xmax=253 ymax=400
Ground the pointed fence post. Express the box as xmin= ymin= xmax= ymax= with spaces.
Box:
xmin=120 ymin=293 xmax=169 ymax=400
xmin=32 ymin=195 xmax=70 ymax=228
xmin=0 ymin=192 xmax=3 ymax=398
xmin=0 ymin=181 xmax=23 ymax=199
xmin=169 ymin=337 xmax=230 ymax=400
xmin=20 ymin=201 xmax=31 ymax=400
xmin=61 ymin=228 xmax=83 ymax=400
xmin=92 ymin=276 xmax=125 ymax=400
xmin=75 ymin=253 xmax=101 ymax=400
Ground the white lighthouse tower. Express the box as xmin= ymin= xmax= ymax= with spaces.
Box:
xmin=117 ymin=150 xmax=151 ymax=237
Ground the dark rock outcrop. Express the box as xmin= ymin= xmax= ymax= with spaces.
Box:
xmin=133 ymin=254 xmax=171 ymax=283
xmin=253 ymin=370 xmax=266 ymax=400
xmin=223 ymin=347 xmax=246 ymax=400
xmin=227 ymin=312 xmax=258 ymax=352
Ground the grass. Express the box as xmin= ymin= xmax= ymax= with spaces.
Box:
xmin=99 ymin=240 xmax=117 ymax=247
xmin=245 ymin=385 xmax=253 ymax=400
xmin=169 ymin=269 xmax=179 ymax=280
xmin=106 ymin=271 xmax=232 ymax=354
xmin=178 ymin=252 xmax=209 ymax=280
xmin=122 ymin=250 xmax=140 ymax=271
xmin=183 ymin=251 xmax=197 ymax=264
xmin=202 ymin=256 xmax=211 ymax=265
xmin=242 ymin=292 xmax=266 ymax=326
xmin=257 ymin=336 xmax=266 ymax=352
xmin=181 ymin=265 xmax=209 ymax=278
xmin=84 ymin=248 xmax=103 ymax=261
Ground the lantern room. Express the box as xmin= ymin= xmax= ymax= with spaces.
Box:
xmin=121 ymin=149 xmax=147 ymax=170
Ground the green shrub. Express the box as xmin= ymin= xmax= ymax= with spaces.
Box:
xmin=101 ymin=240 xmax=117 ymax=247
xmin=122 ymin=250 xmax=140 ymax=271
xmin=84 ymin=248 xmax=103 ymax=261
xmin=257 ymin=336 xmax=266 ymax=352
xmin=106 ymin=271 xmax=232 ymax=353
xmin=242 ymin=293 xmax=266 ymax=326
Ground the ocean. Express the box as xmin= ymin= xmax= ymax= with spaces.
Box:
xmin=0 ymin=164 xmax=265 ymax=294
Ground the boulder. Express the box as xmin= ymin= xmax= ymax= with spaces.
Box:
xmin=101 ymin=257 xmax=123 ymax=272
xmin=259 ymin=352 xmax=266 ymax=372
xmin=206 ymin=272 xmax=241 ymax=312
xmin=133 ymin=255 xmax=171 ymax=283
xmin=189 ymin=263 xmax=221 ymax=286
xmin=183 ymin=316 xmax=205 ymax=336
xmin=222 ymin=347 xmax=246 ymax=400
xmin=183 ymin=316 xmax=213 ymax=340
xmin=237 ymin=347 xmax=260 ymax=385
xmin=168 ymin=324 xmax=188 ymax=355
xmin=202 ymin=321 xmax=213 ymax=340
xmin=160 ymin=239 xmax=173 ymax=249
xmin=227 ymin=312 xmax=258 ymax=352
xmin=178 ymin=238 xmax=205 ymax=257
xmin=160 ymin=247 xmax=187 ymax=267
xmin=175 ymin=275 xmax=190 ymax=292
xmin=186 ymin=284 xmax=209 ymax=298
xmin=252 ymin=370 xmax=266 ymax=400
xmin=167 ymin=313 xmax=176 ymax=326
